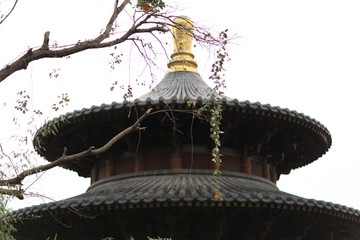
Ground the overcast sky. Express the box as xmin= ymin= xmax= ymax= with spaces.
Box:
xmin=1 ymin=0 xmax=360 ymax=210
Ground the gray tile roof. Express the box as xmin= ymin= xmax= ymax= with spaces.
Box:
xmin=10 ymin=170 xmax=360 ymax=223
xmin=137 ymin=71 xmax=227 ymax=101
xmin=34 ymin=72 xmax=331 ymax=156
xmin=32 ymin=70 xmax=332 ymax=177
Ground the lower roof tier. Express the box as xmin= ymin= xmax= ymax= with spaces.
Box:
xmin=11 ymin=170 xmax=360 ymax=239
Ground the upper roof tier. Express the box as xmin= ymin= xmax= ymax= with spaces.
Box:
xmin=33 ymin=17 xmax=332 ymax=178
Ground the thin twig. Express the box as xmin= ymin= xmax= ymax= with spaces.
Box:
xmin=0 ymin=108 xmax=152 ymax=191
xmin=0 ymin=0 xmax=19 ymax=25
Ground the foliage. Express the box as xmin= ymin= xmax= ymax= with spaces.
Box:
xmin=51 ymin=93 xmax=70 ymax=112
xmin=0 ymin=0 xmax=232 ymax=238
xmin=190 ymin=29 xmax=230 ymax=201
xmin=210 ymin=29 xmax=230 ymax=93
xmin=33 ymin=115 xmax=69 ymax=152
xmin=0 ymin=197 xmax=16 ymax=240
xmin=0 ymin=104 xmax=43 ymax=196
xmin=46 ymin=234 xmax=57 ymax=240
xmin=190 ymin=97 xmax=224 ymax=201
xmin=210 ymin=104 xmax=223 ymax=200
xmin=14 ymin=91 xmax=30 ymax=114
xmin=109 ymin=48 xmax=123 ymax=70
xmin=49 ymin=69 xmax=61 ymax=79
xmin=137 ymin=0 xmax=165 ymax=12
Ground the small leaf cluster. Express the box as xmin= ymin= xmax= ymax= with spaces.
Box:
xmin=136 ymin=0 xmax=165 ymax=12
xmin=209 ymin=29 xmax=230 ymax=93
xmin=14 ymin=91 xmax=43 ymax=116
xmin=46 ymin=234 xmax=58 ymax=240
xmin=123 ymin=85 xmax=133 ymax=100
xmin=210 ymin=104 xmax=223 ymax=176
xmin=109 ymin=46 xmax=123 ymax=70
xmin=14 ymin=91 xmax=30 ymax=114
xmin=109 ymin=82 xmax=133 ymax=100
xmin=0 ymin=197 xmax=16 ymax=240
xmin=49 ymin=68 xmax=60 ymax=79
xmin=33 ymin=116 xmax=69 ymax=152
xmin=52 ymin=93 xmax=70 ymax=111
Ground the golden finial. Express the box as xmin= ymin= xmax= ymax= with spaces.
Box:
xmin=167 ymin=17 xmax=198 ymax=73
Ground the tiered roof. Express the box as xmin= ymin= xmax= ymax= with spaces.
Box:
xmin=12 ymin=16 xmax=360 ymax=240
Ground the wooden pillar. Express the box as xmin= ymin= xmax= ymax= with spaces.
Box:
xmin=134 ymin=152 xmax=143 ymax=172
xmin=241 ymin=148 xmax=252 ymax=174
xmin=170 ymin=144 xmax=182 ymax=169
xmin=91 ymin=160 xmax=98 ymax=184
xmin=270 ymin=166 xmax=277 ymax=183
xmin=105 ymin=158 xmax=114 ymax=177
xmin=263 ymin=158 xmax=270 ymax=180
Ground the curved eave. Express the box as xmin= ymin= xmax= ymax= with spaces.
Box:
xmin=33 ymin=97 xmax=331 ymax=170
xmin=10 ymin=170 xmax=359 ymax=224
xmin=33 ymin=71 xmax=331 ymax=174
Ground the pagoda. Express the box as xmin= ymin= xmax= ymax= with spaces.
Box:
xmin=11 ymin=17 xmax=360 ymax=239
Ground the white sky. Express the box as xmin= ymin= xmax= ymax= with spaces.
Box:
xmin=1 ymin=0 xmax=360 ymax=210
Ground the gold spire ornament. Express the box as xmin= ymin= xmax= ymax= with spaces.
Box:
xmin=167 ymin=17 xmax=198 ymax=73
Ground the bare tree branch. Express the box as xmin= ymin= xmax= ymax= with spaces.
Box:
xmin=0 ymin=108 xmax=153 ymax=197
xmin=0 ymin=1 xmax=231 ymax=84
xmin=0 ymin=0 xmax=19 ymax=25
xmin=0 ymin=0 xmax=169 ymax=82
xmin=0 ymin=0 xmax=233 ymax=205
xmin=40 ymin=31 xmax=50 ymax=50
xmin=0 ymin=188 xmax=24 ymax=199
xmin=95 ymin=0 xmax=129 ymax=43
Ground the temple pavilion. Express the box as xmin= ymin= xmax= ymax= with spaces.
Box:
xmin=11 ymin=17 xmax=360 ymax=239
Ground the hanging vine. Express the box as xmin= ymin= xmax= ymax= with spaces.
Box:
xmin=188 ymin=29 xmax=230 ymax=201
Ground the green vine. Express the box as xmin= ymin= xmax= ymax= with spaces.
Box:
xmin=0 ymin=197 xmax=16 ymax=240
xmin=209 ymin=103 xmax=224 ymax=201
xmin=189 ymin=97 xmax=223 ymax=201
xmin=190 ymin=29 xmax=229 ymax=201
xmin=209 ymin=29 xmax=229 ymax=94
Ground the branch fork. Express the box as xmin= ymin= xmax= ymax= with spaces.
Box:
xmin=0 ymin=108 xmax=152 ymax=198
